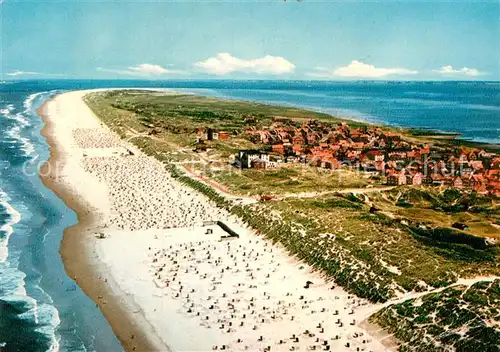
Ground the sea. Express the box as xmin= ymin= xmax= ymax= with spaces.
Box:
xmin=0 ymin=79 xmax=499 ymax=351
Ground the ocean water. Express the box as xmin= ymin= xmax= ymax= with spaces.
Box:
xmin=182 ymin=81 xmax=500 ymax=144
xmin=0 ymin=87 xmax=122 ymax=352
xmin=0 ymin=79 xmax=498 ymax=351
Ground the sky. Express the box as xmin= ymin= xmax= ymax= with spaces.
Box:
xmin=1 ymin=1 xmax=499 ymax=81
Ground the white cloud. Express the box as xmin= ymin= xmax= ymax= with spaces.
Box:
xmin=97 ymin=64 xmax=185 ymax=76
xmin=7 ymin=70 xmax=39 ymax=76
xmin=127 ymin=63 xmax=183 ymax=75
xmin=309 ymin=60 xmax=418 ymax=79
xmin=433 ymin=65 xmax=482 ymax=77
xmin=195 ymin=53 xmax=295 ymax=75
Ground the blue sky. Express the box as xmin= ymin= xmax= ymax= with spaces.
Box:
xmin=1 ymin=1 xmax=499 ymax=80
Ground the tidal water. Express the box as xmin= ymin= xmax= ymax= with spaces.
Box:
xmin=0 ymin=79 xmax=498 ymax=351
xmin=0 ymin=86 xmax=121 ymax=352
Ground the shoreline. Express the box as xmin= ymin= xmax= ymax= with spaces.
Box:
xmin=37 ymin=96 xmax=170 ymax=352
xmin=34 ymin=88 xmax=498 ymax=352
xmin=184 ymin=90 xmax=500 ymax=152
xmin=36 ymin=89 xmax=393 ymax=351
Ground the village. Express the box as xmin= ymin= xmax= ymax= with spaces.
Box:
xmin=198 ymin=118 xmax=500 ymax=198
xmin=81 ymin=90 xmax=500 ymax=352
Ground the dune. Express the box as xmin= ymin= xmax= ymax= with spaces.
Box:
xmin=39 ymin=90 xmax=391 ymax=352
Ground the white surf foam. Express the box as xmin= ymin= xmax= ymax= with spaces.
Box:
xmin=0 ymin=189 xmax=61 ymax=352
xmin=21 ymin=91 xmax=55 ymax=160
xmin=0 ymin=93 xmax=62 ymax=352
xmin=0 ymin=189 xmax=22 ymax=263
xmin=0 ymin=104 xmax=15 ymax=116
xmin=1 ymin=100 xmax=37 ymax=159
xmin=24 ymin=92 xmax=45 ymax=116
xmin=2 ymin=294 xmax=61 ymax=352
xmin=28 ymin=302 xmax=62 ymax=352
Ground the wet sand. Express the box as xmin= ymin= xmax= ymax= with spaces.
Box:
xmin=38 ymin=96 xmax=170 ymax=352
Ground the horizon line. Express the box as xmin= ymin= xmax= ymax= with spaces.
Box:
xmin=3 ymin=78 xmax=500 ymax=83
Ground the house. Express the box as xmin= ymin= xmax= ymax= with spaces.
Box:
xmin=488 ymin=182 xmax=500 ymax=198
xmin=321 ymin=157 xmax=341 ymax=170
xmin=406 ymin=150 xmax=421 ymax=160
xmin=272 ymin=144 xmax=285 ymax=154
xmin=366 ymin=150 xmax=385 ymax=162
xmin=492 ymin=157 xmax=500 ymax=169
xmin=237 ymin=150 xmax=269 ymax=169
xmin=486 ymin=169 xmax=500 ymax=181
xmin=375 ymin=161 xmax=385 ymax=172
xmin=387 ymin=170 xmax=407 ymax=186
xmin=252 ymin=159 xmax=268 ymax=170
xmin=469 ymin=160 xmax=484 ymax=170
xmin=233 ymin=115 xmax=499 ymax=193
xmin=389 ymin=152 xmax=407 ymax=161
xmin=431 ymin=174 xmax=446 ymax=185
xmin=423 ymin=173 xmax=434 ymax=185
xmin=461 ymin=174 xmax=473 ymax=187
xmin=310 ymin=146 xmax=334 ymax=159
xmin=453 ymin=176 xmax=463 ymax=189
xmin=306 ymin=133 xmax=320 ymax=144
xmin=387 ymin=172 xmax=397 ymax=186
xmin=383 ymin=132 xmax=401 ymax=142
xmin=420 ymin=145 xmax=431 ymax=155
xmin=293 ymin=144 xmax=305 ymax=155
xmin=346 ymin=150 xmax=361 ymax=161
xmin=411 ymin=172 xmax=423 ymax=185
xmin=471 ymin=174 xmax=485 ymax=187
xmin=277 ymin=131 xmax=291 ymax=143
xmin=292 ymin=134 xmax=305 ymax=146
xmin=473 ymin=183 xmax=489 ymax=195
xmin=218 ymin=131 xmax=230 ymax=140
xmin=206 ymin=128 xmax=215 ymax=141
xmin=266 ymin=161 xmax=279 ymax=169
xmin=353 ymin=142 xmax=365 ymax=150
xmin=286 ymin=156 xmax=301 ymax=163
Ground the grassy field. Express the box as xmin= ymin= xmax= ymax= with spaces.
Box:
xmin=199 ymin=164 xmax=370 ymax=196
xmin=368 ymin=187 xmax=500 ymax=239
xmin=86 ymin=90 xmax=499 ymax=348
xmin=370 ymin=280 xmax=500 ymax=351
xmin=85 ymin=89 xmax=358 ymax=133
xmin=85 ymin=90 xmax=375 ymax=193
xmin=233 ymin=194 xmax=499 ymax=302
xmin=85 ymin=91 xmax=499 ymax=299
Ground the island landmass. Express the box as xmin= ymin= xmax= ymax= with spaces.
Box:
xmin=40 ymin=89 xmax=499 ymax=352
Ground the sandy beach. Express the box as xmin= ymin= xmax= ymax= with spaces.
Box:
xmin=39 ymin=90 xmax=393 ymax=352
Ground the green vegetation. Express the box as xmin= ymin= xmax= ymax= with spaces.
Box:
xmin=409 ymin=128 xmax=461 ymax=137
xmin=311 ymin=196 xmax=363 ymax=210
xmin=86 ymin=89 xmax=353 ymax=134
xmin=85 ymin=90 xmax=372 ymax=194
xmin=234 ymin=196 xmax=498 ymax=301
xmin=204 ymin=166 xmax=369 ymax=196
xmin=401 ymin=129 xmax=500 ymax=154
xmin=86 ymin=91 xmax=499 ymax=303
xmin=167 ymin=165 xmax=231 ymax=209
xmin=87 ymin=90 xmax=500 ymax=349
xmin=369 ymin=186 xmax=500 ymax=239
xmin=370 ymin=280 xmax=500 ymax=352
